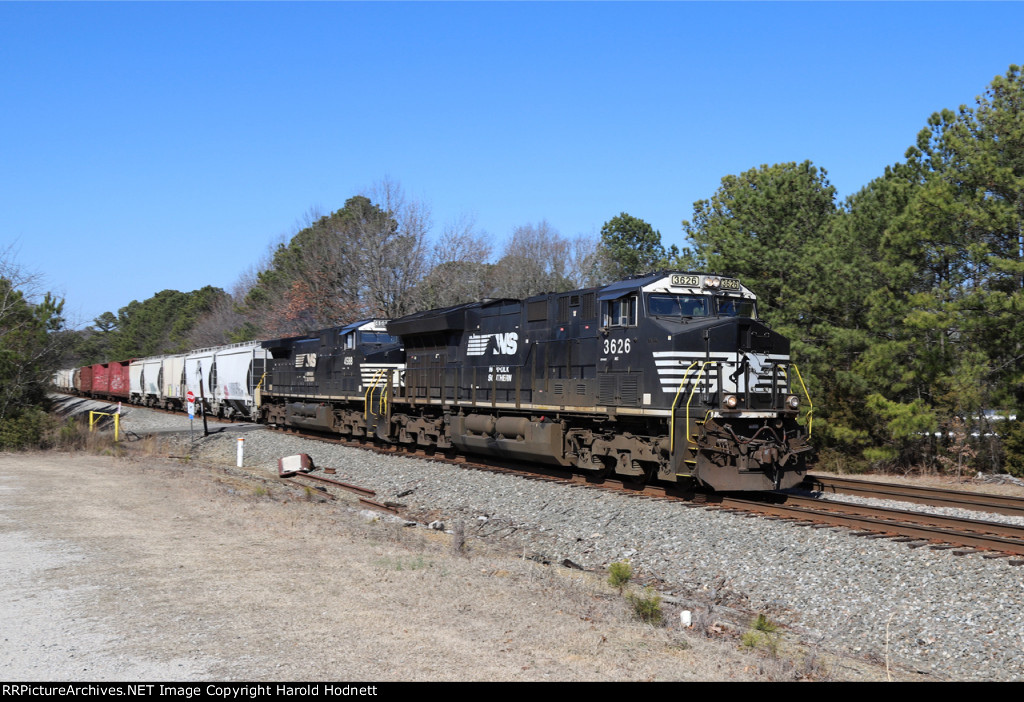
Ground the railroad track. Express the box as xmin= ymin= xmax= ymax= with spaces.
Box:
xmin=716 ymin=493 xmax=1024 ymax=563
xmin=801 ymin=473 xmax=1024 ymax=518
xmin=268 ymin=424 xmax=1024 ymax=563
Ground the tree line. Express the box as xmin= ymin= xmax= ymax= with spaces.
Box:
xmin=680 ymin=65 xmax=1024 ymax=476
xmin=8 ymin=65 xmax=1023 ymax=473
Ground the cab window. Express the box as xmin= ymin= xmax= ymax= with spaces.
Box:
xmin=602 ymin=295 xmax=637 ymax=327
xmin=359 ymin=331 xmax=397 ymax=345
xmin=716 ymin=298 xmax=756 ymax=318
xmin=648 ymin=294 xmax=709 ymax=317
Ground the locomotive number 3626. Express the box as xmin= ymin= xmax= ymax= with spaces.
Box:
xmin=603 ymin=338 xmax=632 ymax=355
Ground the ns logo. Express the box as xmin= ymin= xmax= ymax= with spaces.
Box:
xmin=467 ymin=332 xmax=518 ymax=356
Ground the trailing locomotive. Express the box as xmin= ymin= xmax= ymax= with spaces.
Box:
xmin=259 ymin=318 xmax=403 ymax=436
xmin=256 ymin=272 xmax=813 ymax=491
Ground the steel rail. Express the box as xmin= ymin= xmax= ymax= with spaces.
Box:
xmin=719 ymin=496 xmax=1024 ymax=557
xmin=290 ymin=471 xmax=377 ymax=496
xmin=801 ymin=474 xmax=1024 ymax=517
xmin=266 ymin=425 xmax=1024 ymax=558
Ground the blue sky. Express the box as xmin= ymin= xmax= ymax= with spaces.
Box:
xmin=1 ymin=1 xmax=1021 ymax=326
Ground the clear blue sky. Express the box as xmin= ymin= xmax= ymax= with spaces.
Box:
xmin=2 ymin=1 xmax=1021 ymax=326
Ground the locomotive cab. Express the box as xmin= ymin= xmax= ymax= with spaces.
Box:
xmin=622 ymin=272 xmax=812 ymax=490
xmin=259 ymin=319 xmax=403 ymax=434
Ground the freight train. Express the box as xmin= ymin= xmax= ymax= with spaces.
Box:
xmin=57 ymin=271 xmax=813 ymax=491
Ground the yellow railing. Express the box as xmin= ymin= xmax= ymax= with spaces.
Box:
xmin=364 ymin=368 xmax=388 ymax=419
xmin=786 ymin=364 xmax=814 ymax=437
xmin=669 ymin=361 xmax=715 ymax=454
xmin=88 ymin=411 xmax=121 ymax=442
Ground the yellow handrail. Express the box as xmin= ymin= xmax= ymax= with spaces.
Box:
xmin=364 ymin=368 xmax=387 ymax=418
xmin=669 ymin=361 xmax=698 ymax=453
xmin=378 ymin=369 xmax=391 ymax=417
xmin=786 ymin=364 xmax=814 ymax=437
xmin=685 ymin=362 xmax=714 ymax=447
xmin=670 ymin=361 xmax=715 ymax=453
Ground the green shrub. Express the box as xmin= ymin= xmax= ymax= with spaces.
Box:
xmin=742 ymin=613 xmax=781 ymax=656
xmin=0 ymin=408 xmax=52 ymax=449
xmin=753 ymin=613 xmax=779 ymax=633
xmin=607 ymin=560 xmax=632 ymax=591
xmin=627 ymin=587 xmax=663 ymax=625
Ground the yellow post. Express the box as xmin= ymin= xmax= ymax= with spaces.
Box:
xmin=87 ymin=411 xmax=120 ymax=442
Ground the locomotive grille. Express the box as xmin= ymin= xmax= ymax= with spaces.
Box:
xmin=581 ymin=293 xmax=596 ymax=320
xmin=620 ymin=376 xmax=639 ymax=406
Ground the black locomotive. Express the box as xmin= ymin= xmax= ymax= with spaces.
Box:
xmin=257 ymin=272 xmax=813 ymax=491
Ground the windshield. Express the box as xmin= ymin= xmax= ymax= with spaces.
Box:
xmin=715 ymin=298 xmax=756 ymax=318
xmin=648 ymin=294 xmax=709 ymax=317
xmin=359 ymin=331 xmax=398 ymax=344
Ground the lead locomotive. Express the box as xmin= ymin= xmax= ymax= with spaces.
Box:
xmin=386 ymin=271 xmax=812 ymax=491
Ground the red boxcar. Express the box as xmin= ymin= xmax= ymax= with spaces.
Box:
xmin=92 ymin=363 xmax=110 ymax=396
xmin=75 ymin=366 xmax=93 ymax=394
xmin=108 ymin=360 xmax=132 ymax=399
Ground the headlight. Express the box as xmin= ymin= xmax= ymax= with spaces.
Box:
xmin=704 ymin=277 xmax=721 ymax=289
xmin=724 ymin=394 xmax=738 ymax=409
xmin=787 ymin=395 xmax=800 ymax=410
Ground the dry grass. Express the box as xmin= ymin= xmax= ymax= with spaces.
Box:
xmin=5 ymin=449 xmax=881 ymax=681
xmin=9 ymin=411 xmax=921 ymax=681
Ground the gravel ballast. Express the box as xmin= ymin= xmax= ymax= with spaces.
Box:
xmin=176 ymin=423 xmax=1024 ymax=682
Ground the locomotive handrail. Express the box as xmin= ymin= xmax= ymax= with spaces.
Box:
xmin=670 ymin=361 xmax=715 ymax=454
xmin=669 ymin=361 xmax=699 ymax=454
xmin=379 ymin=370 xmax=390 ymax=417
xmin=786 ymin=364 xmax=814 ymax=437
xmin=364 ymin=368 xmax=388 ymax=418
xmin=252 ymin=371 xmax=268 ymax=407
xmin=685 ymin=362 xmax=715 ymax=447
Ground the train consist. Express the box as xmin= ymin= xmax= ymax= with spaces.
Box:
xmin=58 ymin=272 xmax=813 ymax=491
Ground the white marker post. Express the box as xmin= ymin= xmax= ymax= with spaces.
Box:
xmin=187 ymin=390 xmax=195 ymax=443
xmin=237 ymin=437 xmax=244 ymax=467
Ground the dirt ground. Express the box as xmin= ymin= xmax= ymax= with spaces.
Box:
xmin=0 ymin=450 xmax=902 ymax=682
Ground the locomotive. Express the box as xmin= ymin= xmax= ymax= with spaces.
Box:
xmin=257 ymin=272 xmax=813 ymax=491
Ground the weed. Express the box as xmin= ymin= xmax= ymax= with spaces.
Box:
xmin=741 ymin=631 xmax=762 ymax=649
xmin=254 ymin=486 xmax=269 ymax=499
xmin=53 ymin=416 xmax=88 ymax=449
xmin=378 ymin=555 xmax=431 ymax=571
xmin=741 ymin=613 xmax=782 ymax=656
xmin=451 ymin=521 xmax=466 ymax=557
xmin=627 ymin=587 xmax=663 ymax=626
xmin=607 ymin=560 xmax=632 ymax=592
xmin=753 ymin=613 xmax=779 ymax=634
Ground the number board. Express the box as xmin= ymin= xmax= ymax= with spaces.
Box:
xmin=670 ymin=274 xmax=699 ymax=287
xmin=669 ymin=274 xmax=742 ymax=290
